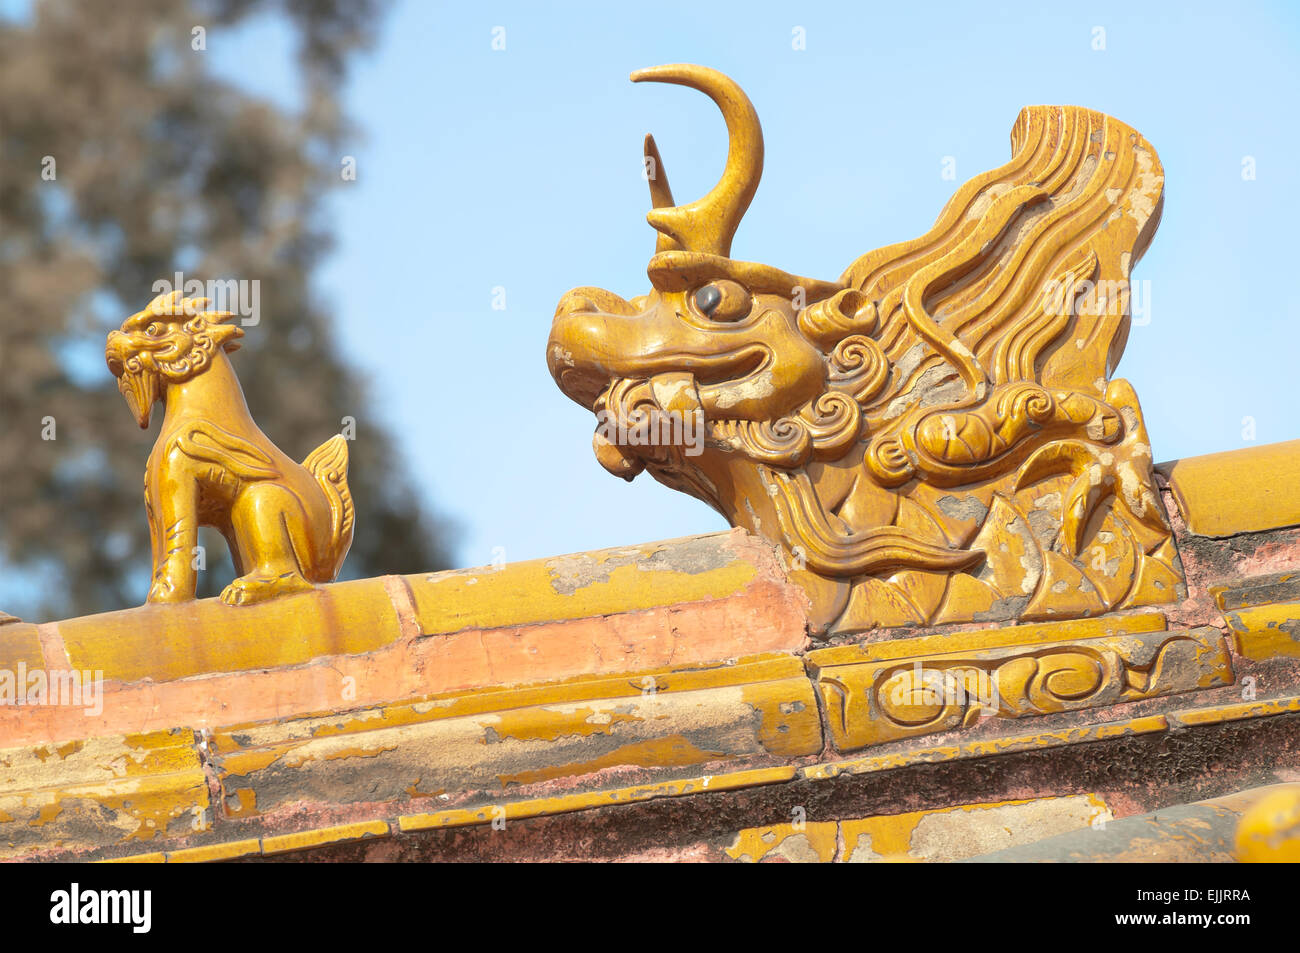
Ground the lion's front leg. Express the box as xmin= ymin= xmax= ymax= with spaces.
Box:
xmin=146 ymin=454 xmax=200 ymax=604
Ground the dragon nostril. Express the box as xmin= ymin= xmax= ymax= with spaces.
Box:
xmin=695 ymin=285 xmax=722 ymax=315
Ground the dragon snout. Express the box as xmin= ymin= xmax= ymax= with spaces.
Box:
xmin=548 ymin=283 xmax=825 ymax=422
xmin=547 ymin=288 xmax=640 ymax=410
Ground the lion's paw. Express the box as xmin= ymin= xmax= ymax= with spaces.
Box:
xmin=220 ymin=572 xmax=314 ymax=606
xmin=147 ymin=577 xmax=191 ymax=604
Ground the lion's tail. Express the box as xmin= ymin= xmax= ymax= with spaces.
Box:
xmin=303 ymin=435 xmax=355 ymax=576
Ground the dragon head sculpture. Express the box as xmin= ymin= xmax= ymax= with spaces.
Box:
xmin=548 ymin=65 xmax=1181 ymax=635
xmin=106 ymin=290 xmax=244 ymax=429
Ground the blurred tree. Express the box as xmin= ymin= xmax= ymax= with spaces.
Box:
xmin=0 ymin=0 xmax=454 ymax=620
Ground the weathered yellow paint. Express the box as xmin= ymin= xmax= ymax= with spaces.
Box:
xmin=166 ymin=838 xmax=262 ymax=864
xmin=31 ymin=801 xmax=63 ymax=826
xmin=213 ymin=748 xmax=282 ymax=779
xmin=0 ymin=623 xmax=46 ymax=674
xmin=0 ymin=729 xmax=198 ymax=794
xmin=1235 ymin=785 xmax=1300 ymax=863
xmin=120 ymin=691 xmax=1300 ymax=796
xmin=806 ymin=611 xmax=1167 ymax=670
xmin=404 ymin=533 xmax=762 ymax=635
xmin=498 ymin=735 xmax=729 ymax=788
xmin=0 ymin=768 xmax=209 ymax=857
xmin=0 ymin=729 xmax=210 ymax=858
xmin=725 ymin=822 xmax=838 ymax=863
xmin=1168 ymin=696 xmax=1300 ymax=728
xmin=1222 ymin=601 xmax=1300 ymax=662
xmin=210 ymin=653 xmax=809 ymax=751
xmin=1161 ymin=439 xmax=1300 ymax=537
xmin=839 ymin=795 xmax=1111 ymax=862
xmin=397 ymin=765 xmax=798 ymax=833
xmin=225 ymin=788 xmax=257 ymax=817
xmin=210 ymin=663 xmax=821 ymax=817
xmin=111 ymin=768 xmax=797 ymax=860
xmin=97 ymin=772 xmax=212 ymax=842
xmin=58 ymin=577 xmax=402 ymax=684
xmin=261 ymin=820 xmax=390 ymax=856
xmin=803 ymin=713 xmax=1171 ymax=780
xmin=90 ymin=687 xmax=1300 ymax=861
xmin=726 ymin=795 xmax=1112 ymax=862
xmin=842 ymin=814 xmax=915 ymax=861
xmin=1211 ymin=571 xmax=1300 ymax=613
xmin=743 ymin=677 xmax=823 ymax=758
xmin=487 ymin=706 xmax=645 ymax=745
xmin=100 ymin=851 xmax=167 ymax=863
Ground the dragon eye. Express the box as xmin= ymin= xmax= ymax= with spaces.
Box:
xmin=145 ymin=323 xmax=162 ymax=337
xmin=693 ymin=280 xmax=751 ymax=322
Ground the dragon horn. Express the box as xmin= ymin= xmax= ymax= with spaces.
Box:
xmin=631 ymin=64 xmax=763 ymax=259
xmin=642 ymin=134 xmax=679 ymax=253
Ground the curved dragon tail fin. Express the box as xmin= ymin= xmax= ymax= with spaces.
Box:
xmin=303 ymin=435 xmax=355 ymax=575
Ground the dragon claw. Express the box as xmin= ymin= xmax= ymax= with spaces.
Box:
xmin=1016 ymin=429 xmax=1168 ymax=560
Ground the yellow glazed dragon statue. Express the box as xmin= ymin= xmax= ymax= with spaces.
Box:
xmin=548 ymin=64 xmax=1181 ymax=635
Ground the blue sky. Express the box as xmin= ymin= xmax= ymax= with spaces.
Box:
xmin=220 ymin=0 xmax=1300 ymax=570
xmin=17 ymin=0 xmax=1300 ymax=577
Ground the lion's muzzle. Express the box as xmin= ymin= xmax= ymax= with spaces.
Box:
xmin=105 ymin=330 xmax=158 ymax=429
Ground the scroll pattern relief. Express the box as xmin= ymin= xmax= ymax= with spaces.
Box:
xmin=809 ymin=626 xmax=1233 ymax=752
xmin=548 ymin=64 xmax=1184 ymax=634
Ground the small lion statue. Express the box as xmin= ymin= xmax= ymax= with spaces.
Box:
xmin=105 ymin=289 xmax=354 ymax=606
